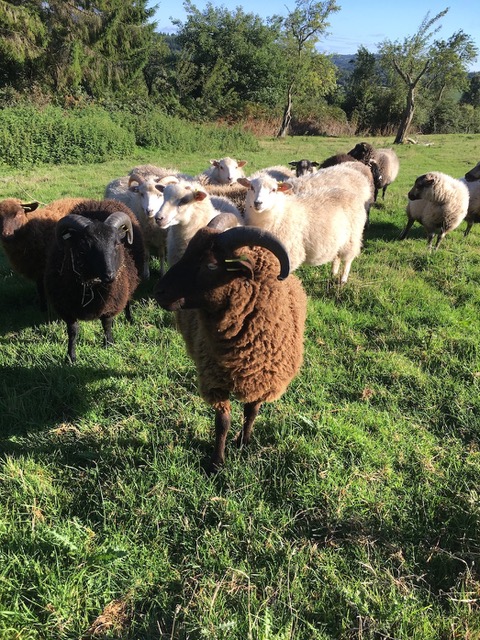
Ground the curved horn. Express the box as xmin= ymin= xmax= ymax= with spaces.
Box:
xmin=128 ymin=173 xmax=145 ymax=188
xmin=207 ymin=213 xmax=242 ymax=231
xmin=214 ymin=226 xmax=290 ymax=280
xmin=105 ymin=211 xmax=134 ymax=244
xmin=56 ymin=214 xmax=92 ymax=244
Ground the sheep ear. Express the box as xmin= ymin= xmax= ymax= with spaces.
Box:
xmin=156 ymin=184 xmax=167 ymax=194
xmin=311 ymin=162 xmax=320 ymax=168
xmin=210 ymin=160 xmax=219 ymax=167
xmin=129 ymin=184 xmax=140 ymax=193
xmin=288 ymin=161 xmax=297 ymax=168
xmin=238 ymin=161 xmax=247 ymax=168
xmin=22 ymin=201 xmax=40 ymax=213
xmin=194 ymin=190 xmax=208 ymax=202
xmin=237 ymin=178 xmax=250 ymax=188
xmin=278 ymin=182 xmax=293 ymax=193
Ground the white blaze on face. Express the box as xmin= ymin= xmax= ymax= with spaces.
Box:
xmin=154 ymin=183 xmax=204 ymax=229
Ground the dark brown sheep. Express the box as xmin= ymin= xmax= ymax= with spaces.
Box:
xmin=0 ymin=197 xmax=87 ymax=309
xmin=45 ymin=199 xmax=145 ymax=362
xmin=154 ymin=223 xmax=307 ymax=472
xmin=348 ymin=142 xmax=400 ymax=201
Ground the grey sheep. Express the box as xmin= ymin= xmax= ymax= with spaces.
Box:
xmin=399 ymin=172 xmax=469 ymax=248
xmin=348 ymin=142 xmax=400 ymax=201
xmin=45 ymin=199 xmax=145 ymax=362
xmin=105 ymin=165 xmax=182 ymax=278
xmin=154 ymin=223 xmax=307 ymax=472
xmin=0 ymin=197 xmax=87 ymax=309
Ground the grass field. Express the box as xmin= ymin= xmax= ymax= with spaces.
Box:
xmin=1 ymin=134 xmax=480 ymax=639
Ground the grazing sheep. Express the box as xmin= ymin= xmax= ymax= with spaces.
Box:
xmin=348 ymin=142 xmax=400 ymax=201
xmin=45 ymin=199 xmax=144 ymax=362
xmin=398 ymin=172 xmax=469 ymax=248
xmin=0 ymin=197 xmax=86 ymax=309
xmin=238 ymin=174 xmax=367 ymax=283
xmin=154 ymin=224 xmax=307 ymax=471
xmin=105 ymin=166 xmax=182 ymax=278
xmin=288 ymin=159 xmax=320 ymax=177
xmin=154 ymin=180 xmax=243 ymax=265
xmin=198 ymin=157 xmax=247 ymax=185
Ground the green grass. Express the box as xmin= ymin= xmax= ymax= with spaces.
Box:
xmin=1 ymin=134 xmax=480 ymax=639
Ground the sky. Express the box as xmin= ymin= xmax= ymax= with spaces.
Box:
xmin=148 ymin=0 xmax=480 ymax=70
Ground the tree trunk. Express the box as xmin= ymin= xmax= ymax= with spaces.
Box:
xmin=394 ymin=85 xmax=415 ymax=144
xmin=277 ymin=84 xmax=293 ymax=138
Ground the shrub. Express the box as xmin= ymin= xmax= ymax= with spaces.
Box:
xmin=0 ymin=105 xmax=135 ymax=168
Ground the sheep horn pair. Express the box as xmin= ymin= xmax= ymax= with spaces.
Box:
xmin=56 ymin=212 xmax=134 ymax=244
xmin=210 ymin=220 xmax=290 ymax=280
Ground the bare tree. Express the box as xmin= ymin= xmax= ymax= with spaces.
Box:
xmin=379 ymin=9 xmax=449 ymax=144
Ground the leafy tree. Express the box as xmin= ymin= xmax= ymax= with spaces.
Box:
xmin=172 ymin=1 xmax=284 ymax=119
xmin=276 ymin=0 xmax=339 ymax=137
xmin=343 ymin=46 xmax=381 ymax=133
xmin=378 ymin=9 xmax=477 ymax=143
xmin=461 ymin=72 xmax=480 ymax=107
xmin=426 ymin=31 xmax=477 ymax=103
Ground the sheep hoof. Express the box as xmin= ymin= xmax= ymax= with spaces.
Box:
xmin=206 ymin=456 xmax=225 ymax=475
xmin=234 ymin=431 xmax=250 ymax=448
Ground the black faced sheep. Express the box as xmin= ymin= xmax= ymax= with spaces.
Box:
xmin=399 ymin=172 xmax=469 ymax=248
xmin=0 ymin=197 xmax=87 ymax=309
xmin=348 ymin=142 xmax=400 ymax=201
xmin=288 ymin=159 xmax=320 ymax=177
xmin=154 ymin=223 xmax=307 ymax=472
xmin=45 ymin=199 xmax=145 ymax=362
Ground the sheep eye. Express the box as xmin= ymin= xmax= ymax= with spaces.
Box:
xmin=207 ymin=263 xmax=218 ymax=270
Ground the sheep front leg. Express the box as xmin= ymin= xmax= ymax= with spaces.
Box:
xmin=398 ymin=218 xmax=414 ymax=240
xmin=101 ymin=316 xmax=114 ymax=347
xmin=210 ymin=401 xmax=231 ymax=472
xmin=235 ymin=401 xmax=262 ymax=448
xmin=66 ymin=320 xmax=79 ymax=363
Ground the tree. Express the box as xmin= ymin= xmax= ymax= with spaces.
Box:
xmin=379 ymin=8 xmax=476 ymax=144
xmin=0 ymin=1 xmax=157 ymax=99
xmin=172 ymin=1 xmax=284 ymax=119
xmin=378 ymin=9 xmax=449 ymax=144
xmin=276 ymin=0 xmax=339 ymax=137
xmin=343 ymin=46 xmax=380 ymax=133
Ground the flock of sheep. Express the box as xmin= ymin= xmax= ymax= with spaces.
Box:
xmin=1 ymin=144 xmax=480 ymax=470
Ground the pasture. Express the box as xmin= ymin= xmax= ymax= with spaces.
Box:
xmin=1 ymin=134 xmax=480 ymax=639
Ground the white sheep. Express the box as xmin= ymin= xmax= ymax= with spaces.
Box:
xmin=460 ymin=162 xmax=480 ymax=236
xmin=154 ymin=180 xmax=243 ymax=265
xmin=238 ymin=174 xmax=367 ymax=283
xmin=399 ymin=172 xmax=469 ymax=248
xmin=104 ymin=166 xmax=181 ymax=278
xmin=198 ymin=157 xmax=247 ymax=185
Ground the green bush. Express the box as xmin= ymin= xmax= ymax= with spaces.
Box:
xmin=134 ymin=111 xmax=260 ymax=153
xmin=0 ymin=105 xmax=260 ymax=168
xmin=0 ymin=105 xmax=135 ymax=168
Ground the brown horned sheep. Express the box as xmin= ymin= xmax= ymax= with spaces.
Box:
xmin=154 ymin=223 xmax=307 ymax=472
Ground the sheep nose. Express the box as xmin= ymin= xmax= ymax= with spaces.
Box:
xmin=254 ymin=200 xmax=262 ymax=209
xmin=102 ymin=272 xmax=115 ymax=284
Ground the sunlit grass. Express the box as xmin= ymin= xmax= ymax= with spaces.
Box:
xmin=1 ymin=134 xmax=480 ymax=638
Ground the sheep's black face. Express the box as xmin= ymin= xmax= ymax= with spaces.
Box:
xmin=68 ymin=225 xmax=124 ymax=285
xmin=408 ymin=175 xmax=434 ymax=201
